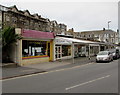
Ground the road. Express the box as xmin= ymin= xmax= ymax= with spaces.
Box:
xmin=2 ymin=59 xmax=118 ymax=93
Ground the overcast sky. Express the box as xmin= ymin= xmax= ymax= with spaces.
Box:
xmin=0 ymin=0 xmax=119 ymax=32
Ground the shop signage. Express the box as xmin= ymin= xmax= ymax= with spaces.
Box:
xmin=55 ymin=37 xmax=72 ymax=45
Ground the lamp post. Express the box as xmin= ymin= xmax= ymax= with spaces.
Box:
xmin=108 ymin=21 xmax=111 ymax=30
xmin=72 ymin=43 xmax=75 ymax=64
xmin=15 ymin=42 xmax=18 ymax=66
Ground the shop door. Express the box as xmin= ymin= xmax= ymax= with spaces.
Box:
xmin=55 ymin=46 xmax=62 ymax=60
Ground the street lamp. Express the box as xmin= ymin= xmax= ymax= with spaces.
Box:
xmin=108 ymin=21 xmax=111 ymax=30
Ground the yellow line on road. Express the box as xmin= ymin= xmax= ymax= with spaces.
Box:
xmin=96 ymin=63 xmax=112 ymax=64
xmin=2 ymin=62 xmax=95 ymax=81
xmin=65 ymin=75 xmax=111 ymax=90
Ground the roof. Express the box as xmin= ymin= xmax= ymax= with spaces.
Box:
xmin=7 ymin=5 xmax=47 ymax=23
xmin=80 ymin=29 xmax=116 ymax=34
xmin=22 ymin=29 xmax=54 ymax=39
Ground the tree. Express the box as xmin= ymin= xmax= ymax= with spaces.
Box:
xmin=1 ymin=27 xmax=22 ymax=63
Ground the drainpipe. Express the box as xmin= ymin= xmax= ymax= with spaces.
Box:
xmin=15 ymin=42 xmax=18 ymax=64
xmin=88 ymin=44 xmax=91 ymax=60
xmin=99 ymin=45 xmax=100 ymax=52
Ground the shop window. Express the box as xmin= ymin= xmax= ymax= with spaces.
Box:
xmin=22 ymin=40 xmax=47 ymax=57
xmin=90 ymin=46 xmax=94 ymax=54
xmin=62 ymin=45 xmax=71 ymax=57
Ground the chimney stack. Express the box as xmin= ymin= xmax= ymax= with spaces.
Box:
xmin=103 ymin=28 xmax=105 ymax=31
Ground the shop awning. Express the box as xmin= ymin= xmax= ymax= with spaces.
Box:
xmin=99 ymin=42 xmax=118 ymax=46
xmin=55 ymin=37 xmax=99 ymax=45
xmin=22 ymin=29 xmax=54 ymax=39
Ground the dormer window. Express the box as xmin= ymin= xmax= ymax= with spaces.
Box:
xmin=24 ymin=10 xmax=30 ymax=16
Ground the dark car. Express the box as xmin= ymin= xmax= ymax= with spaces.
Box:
xmin=108 ymin=49 xmax=119 ymax=59
xmin=115 ymin=49 xmax=120 ymax=59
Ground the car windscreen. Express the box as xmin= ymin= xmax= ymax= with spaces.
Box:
xmin=97 ymin=51 xmax=108 ymax=55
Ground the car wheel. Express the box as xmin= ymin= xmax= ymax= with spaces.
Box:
xmin=96 ymin=60 xmax=98 ymax=63
xmin=111 ymin=58 xmax=113 ymax=61
xmin=110 ymin=58 xmax=112 ymax=62
xmin=109 ymin=58 xmax=111 ymax=62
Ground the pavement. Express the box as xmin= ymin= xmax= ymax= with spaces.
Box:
xmin=2 ymin=56 xmax=96 ymax=79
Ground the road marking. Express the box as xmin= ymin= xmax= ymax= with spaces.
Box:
xmin=65 ymin=75 xmax=110 ymax=90
xmin=21 ymin=69 xmax=35 ymax=72
xmin=96 ymin=63 xmax=112 ymax=64
xmin=2 ymin=62 xmax=94 ymax=81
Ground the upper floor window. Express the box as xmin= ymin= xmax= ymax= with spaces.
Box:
xmin=94 ymin=34 xmax=98 ymax=37
xmin=112 ymin=38 xmax=114 ymax=43
xmin=12 ymin=17 xmax=17 ymax=23
xmin=24 ymin=20 xmax=29 ymax=26
xmin=5 ymin=15 xmax=10 ymax=22
xmin=110 ymin=34 xmax=114 ymax=37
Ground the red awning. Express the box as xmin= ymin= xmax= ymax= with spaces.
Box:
xmin=22 ymin=29 xmax=54 ymax=39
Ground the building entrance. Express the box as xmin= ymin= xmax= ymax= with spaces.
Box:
xmin=55 ymin=46 xmax=62 ymax=60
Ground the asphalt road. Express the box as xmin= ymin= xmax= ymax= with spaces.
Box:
xmin=2 ymin=59 xmax=118 ymax=93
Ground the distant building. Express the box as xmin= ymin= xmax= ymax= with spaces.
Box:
xmin=65 ymin=28 xmax=74 ymax=37
xmin=74 ymin=29 xmax=119 ymax=44
xmin=47 ymin=20 xmax=67 ymax=35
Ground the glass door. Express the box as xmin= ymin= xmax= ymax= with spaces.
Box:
xmin=55 ymin=46 xmax=62 ymax=60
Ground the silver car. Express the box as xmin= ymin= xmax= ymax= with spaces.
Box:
xmin=96 ymin=51 xmax=113 ymax=62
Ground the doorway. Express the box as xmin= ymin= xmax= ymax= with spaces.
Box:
xmin=55 ymin=46 xmax=62 ymax=60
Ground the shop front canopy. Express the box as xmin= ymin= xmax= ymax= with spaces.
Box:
xmin=55 ymin=37 xmax=116 ymax=46
xmin=55 ymin=37 xmax=99 ymax=45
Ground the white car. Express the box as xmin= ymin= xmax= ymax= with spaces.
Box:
xmin=96 ymin=51 xmax=113 ymax=62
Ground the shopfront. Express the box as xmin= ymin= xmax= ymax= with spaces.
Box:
xmin=74 ymin=44 xmax=100 ymax=57
xmin=55 ymin=37 xmax=72 ymax=60
xmin=14 ymin=28 xmax=54 ymax=66
xmin=54 ymin=37 xmax=100 ymax=61
xmin=75 ymin=44 xmax=88 ymax=57
xmin=89 ymin=44 xmax=100 ymax=56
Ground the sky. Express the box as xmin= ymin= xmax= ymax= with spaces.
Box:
xmin=0 ymin=0 xmax=119 ymax=32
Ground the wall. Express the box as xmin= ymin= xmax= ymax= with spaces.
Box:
xmin=9 ymin=43 xmax=16 ymax=63
xmin=21 ymin=57 xmax=49 ymax=66
xmin=50 ymin=40 xmax=55 ymax=61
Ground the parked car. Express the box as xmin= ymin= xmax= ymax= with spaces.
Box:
xmin=107 ymin=49 xmax=120 ymax=59
xmin=112 ymin=49 xmax=119 ymax=59
xmin=116 ymin=48 xmax=120 ymax=58
xmin=96 ymin=51 xmax=113 ymax=62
